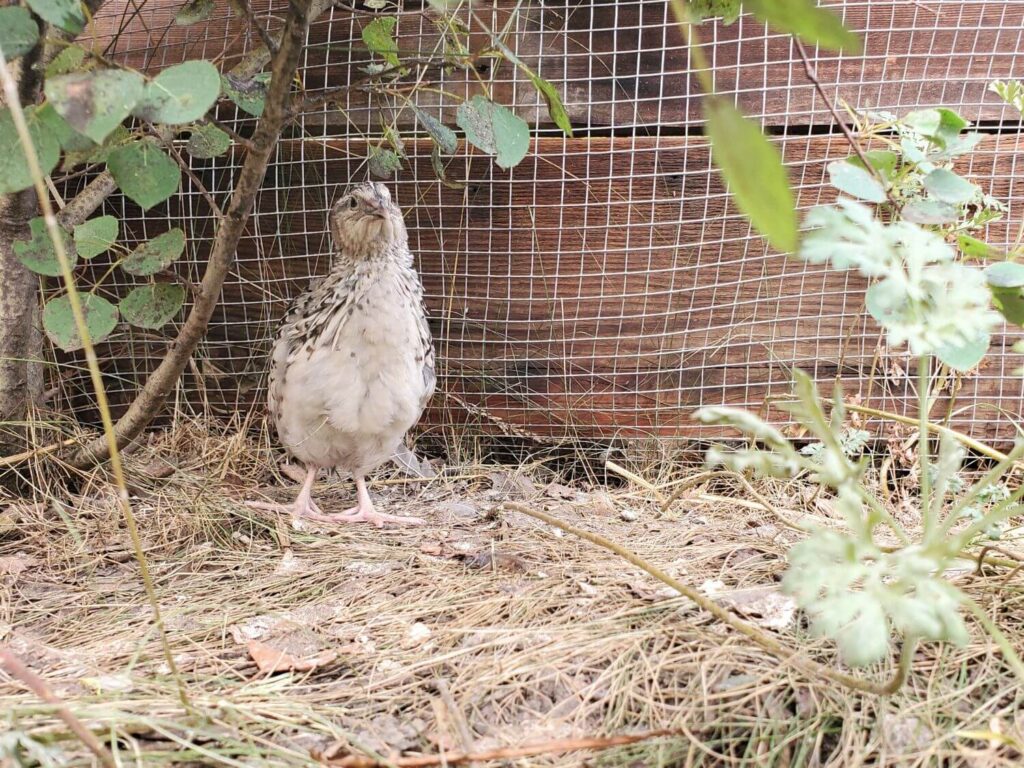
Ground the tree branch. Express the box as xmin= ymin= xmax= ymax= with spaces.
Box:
xmin=55 ymin=170 xmax=117 ymax=229
xmin=71 ymin=0 xmax=314 ymax=468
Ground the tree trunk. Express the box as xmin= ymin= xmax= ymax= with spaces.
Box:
xmin=0 ymin=51 xmax=43 ymax=476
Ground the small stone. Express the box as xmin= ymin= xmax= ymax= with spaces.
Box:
xmin=619 ymin=508 xmax=639 ymax=522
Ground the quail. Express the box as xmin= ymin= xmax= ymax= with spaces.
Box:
xmin=248 ymin=182 xmax=435 ymax=526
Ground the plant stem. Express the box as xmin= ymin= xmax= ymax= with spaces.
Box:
xmin=837 ymin=403 xmax=1013 ymax=464
xmin=919 ymin=356 xmax=934 ymax=540
xmin=667 ymin=0 xmax=715 ymax=95
xmin=504 ymin=502 xmax=912 ymax=695
xmin=0 ymin=46 xmax=190 ymax=709
xmin=963 ymin=596 xmax=1024 ymax=683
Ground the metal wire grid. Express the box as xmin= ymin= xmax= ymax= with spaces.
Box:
xmin=61 ymin=0 xmax=1024 ymax=442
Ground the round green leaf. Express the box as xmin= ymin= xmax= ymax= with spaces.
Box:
xmin=827 ymin=160 xmax=887 ymax=203
xmin=361 ymin=17 xmax=400 ymax=68
xmin=744 ymin=0 xmax=861 ymax=52
xmin=185 ymin=122 xmax=231 ymax=158
xmin=958 ymin=234 xmax=992 ymax=260
xmin=923 ymin=168 xmax=980 ymax=205
xmin=14 ymin=217 xmax=76 ymax=276
xmin=73 ymin=215 xmax=119 ymax=259
xmin=119 ymin=283 xmax=185 ymax=329
xmin=985 ymin=261 xmax=1024 ymax=288
xmin=0 ymin=106 xmax=60 ymax=194
xmin=45 ymin=69 xmax=145 ymax=143
xmin=991 ymin=286 xmax=1024 ymax=326
xmin=902 ymin=199 xmax=958 ymax=225
xmin=705 ymin=98 xmax=797 ymax=253
xmin=43 ymin=294 xmax=118 ymax=352
xmin=456 ymin=95 xmax=529 ymax=170
xmin=25 ymin=0 xmax=85 ymax=35
xmin=221 ymin=72 xmax=269 ymax=117
xmin=936 ymin=332 xmax=989 ymax=372
xmin=413 ymin=107 xmax=457 ymax=154
xmin=133 ymin=60 xmax=221 ymax=125
xmin=175 ymin=0 xmax=214 ymax=26
xmin=45 ymin=43 xmax=86 ymax=77
xmin=0 ymin=7 xmax=40 ymax=61
xmin=368 ymin=147 xmax=402 ymax=179
xmin=122 ymin=228 xmax=186 ymax=276
xmin=107 ymin=139 xmax=181 ymax=211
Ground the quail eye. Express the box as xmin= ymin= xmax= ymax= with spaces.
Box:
xmin=348 ymin=197 xmax=358 ymax=210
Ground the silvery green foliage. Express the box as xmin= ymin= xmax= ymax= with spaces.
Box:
xmin=697 ymin=372 xmax=975 ymax=667
xmin=801 ymin=200 xmax=998 ymax=368
xmin=802 ymin=427 xmax=870 ymax=463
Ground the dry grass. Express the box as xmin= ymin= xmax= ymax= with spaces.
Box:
xmin=2 ymin=421 xmax=1024 ymax=767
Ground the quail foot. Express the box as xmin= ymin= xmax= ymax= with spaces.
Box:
xmin=247 ymin=182 xmax=435 ymax=527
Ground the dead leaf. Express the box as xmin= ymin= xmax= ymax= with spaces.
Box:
xmin=544 ymin=482 xmax=577 ymax=500
xmin=142 ymin=456 xmax=176 ymax=479
xmin=630 ymin=582 xmax=680 ymax=602
xmin=0 ymin=554 xmax=36 ymax=581
xmin=247 ymin=639 xmax=338 ymax=673
xmin=702 ymin=584 xmax=797 ymax=630
xmin=463 ymin=550 xmax=527 ymax=573
xmin=487 ymin=471 xmax=538 ymax=500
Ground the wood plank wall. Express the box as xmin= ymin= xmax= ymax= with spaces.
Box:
xmin=75 ymin=0 xmax=1024 ymax=444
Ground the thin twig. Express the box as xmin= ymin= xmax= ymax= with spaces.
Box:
xmin=0 ymin=438 xmax=78 ymax=468
xmin=504 ymin=501 xmax=913 ymax=696
xmin=323 ymin=729 xmax=681 ymax=767
xmin=239 ymin=0 xmax=279 ymax=55
xmin=792 ymin=38 xmax=901 ymax=209
xmin=0 ymin=647 xmax=116 ymax=768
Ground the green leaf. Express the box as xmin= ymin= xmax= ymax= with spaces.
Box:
xmin=185 ymin=122 xmax=231 ymax=158
xmin=133 ymin=60 xmax=221 ymax=124
xmin=119 ymin=283 xmax=185 ymax=329
xmin=991 ymin=286 xmax=1024 ymax=326
xmin=688 ymin=0 xmax=741 ymax=24
xmin=107 ymin=139 xmax=181 ymax=211
xmin=45 ymin=69 xmax=145 ymax=143
xmin=958 ymin=234 xmax=992 ymax=259
xmin=414 ymin=107 xmax=457 ymax=154
xmin=902 ymin=199 xmax=958 ymax=225
xmin=121 ymin=228 xmax=186 ymax=275
xmin=73 ymin=216 xmax=119 ymax=259
xmin=221 ymin=72 xmax=269 ymax=117
xmin=456 ymin=95 xmax=530 ymax=170
xmin=25 ymin=0 xmax=85 ymax=35
xmin=985 ymin=261 xmax=1024 ymax=288
xmin=0 ymin=7 xmax=40 ymax=61
xmin=936 ymin=332 xmax=989 ymax=371
xmin=827 ymin=160 xmax=887 ymax=203
xmin=362 ymin=17 xmax=400 ymax=68
xmin=849 ymin=149 xmax=898 ymax=182
xmin=174 ymin=0 xmax=214 ymax=26
xmin=368 ymin=147 xmax=402 ymax=179
xmin=526 ymin=74 xmax=573 ymax=137
xmin=904 ymin=107 xmax=967 ymax=145
xmin=45 ymin=44 xmax=86 ymax=78
xmin=990 ymin=80 xmax=1024 ymax=115
xmin=705 ymin=98 xmax=797 ymax=252
xmin=0 ymin=106 xmax=60 ymax=194
xmin=43 ymin=294 xmax=118 ymax=352
xmin=14 ymin=217 xmax=75 ymax=276
xmin=744 ymin=0 xmax=861 ymax=52
xmin=923 ymin=168 xmax=980 ymax=205
xmin=429 ymin=145 xmax=463 ymax=189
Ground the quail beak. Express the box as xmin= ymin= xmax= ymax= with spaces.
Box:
xmin=360 ymin=198 xmax=388 ymax=219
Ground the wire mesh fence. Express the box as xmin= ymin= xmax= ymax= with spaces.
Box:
xmin=61 ymin=0 xmax=1024 ymax=445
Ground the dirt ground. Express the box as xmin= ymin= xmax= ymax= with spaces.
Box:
xmin=1 ymin=424 xmax=1023 ymax=767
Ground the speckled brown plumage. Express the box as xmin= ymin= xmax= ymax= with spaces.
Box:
xmin=248 ymin=182 xmax=434 ymax=526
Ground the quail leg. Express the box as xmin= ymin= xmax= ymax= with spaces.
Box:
xmin=303 ymin=476 xmax=425 ymax=528
xmin=246 ymin=465 xmax=324 ymax=518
